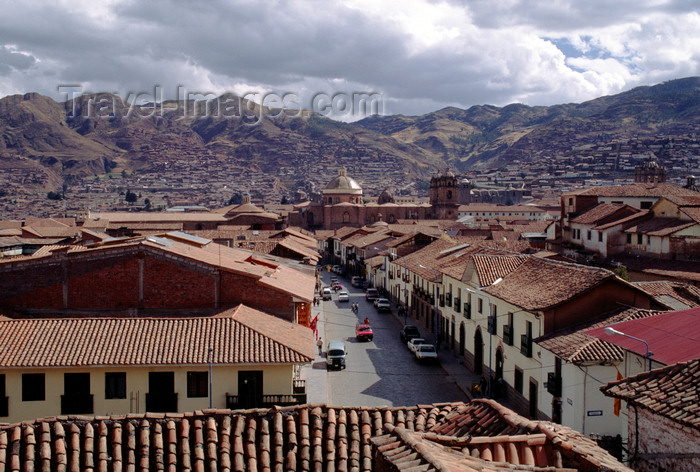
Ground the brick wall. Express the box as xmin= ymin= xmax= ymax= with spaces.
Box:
xmin=142 ymin=255 xmax=215 ymax=309
xmin=220 ymin=272 xmax=294 ymax=321
xmin=629 ymin=406 xmax=700 ymax=472
xmin=0 ymin=246 xmax=297 ymax=320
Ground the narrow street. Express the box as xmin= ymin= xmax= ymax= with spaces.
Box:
xmin=315 ymin=271 xmax=469 ymax=407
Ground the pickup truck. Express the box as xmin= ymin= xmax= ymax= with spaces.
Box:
xmin=414 ymin=344 xmax=439 ymax=363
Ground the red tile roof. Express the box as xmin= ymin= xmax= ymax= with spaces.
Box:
xmin=570 ymin=203 xmax=637 ymax=225
xmin=0 ymin=400 xmax=630 ymax=471
xmin=484 ymin=257 xmax=616 ymax=311
xmin=601 ymin=358 xmax=700 ymax=431
xmin=567 ymin=182 xmax=700 ymax=198
xmin=471 ymin=254 xmax=529 ymax=286
xmin=632 ymin=281 xmax=700 ymax=310
xmin=623 ymin=217 xmax=695 ymax=236
xmin=586 ymin=307 xmax=700 ymax=365
xmin=0 ymin=305 xmax=315 ymax=368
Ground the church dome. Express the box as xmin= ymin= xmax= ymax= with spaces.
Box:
xmin=323 ymin=167 xmax=362 ymax=195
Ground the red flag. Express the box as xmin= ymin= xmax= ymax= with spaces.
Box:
xmin=613 ymin=368 xmax=623 ymax=416
xmin=309 ymin=314 xmax=319 ymax=334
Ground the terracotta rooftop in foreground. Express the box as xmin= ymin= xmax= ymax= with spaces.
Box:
xmin=0 ymin=400 xmax=631 ymax=471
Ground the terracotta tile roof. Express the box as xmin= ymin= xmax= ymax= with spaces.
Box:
xmin=484 ymin=258 xmax=615 ymax=311
xmin=601 ymin=358 xmax=700 ymax=431
xmin=593 ymin=210 xmax=649 ymax=230
xmin=471 ymin=254 xmax=529 ymax=286
xmin=0 ymin=305 xmax=315 ymax=368
xmin=536 ymin=308 xmax=664 ymax=364
xmin=91 ymin=211 xmax=228 ymax=222
xmin=632 ymin=281 xmax=700 ymax=310
xmin=661 ymin=194 xmax=700 ymax=207
xmin=567 ymin=182 xmax=700 ymax=198
xmin=623 ymin=217 xmax=695 ymax=236
xmin=0 ymin=400 xmax=630 ymax=471
xmin=680 ymin=206 xmax=700 ymax=223
xmin=586 ymin=307 xmax=700 ymax=365
xmin=570 ymin=203 xmax=637 ymax=225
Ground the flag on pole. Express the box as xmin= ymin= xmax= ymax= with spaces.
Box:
xmin=309 ymin=314 xmax=319 ymax=339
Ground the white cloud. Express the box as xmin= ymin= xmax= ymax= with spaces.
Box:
xmin=0 ymin=0 xmax=697 ymax=117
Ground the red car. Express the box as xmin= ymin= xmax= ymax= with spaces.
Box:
xmin=355 ymin=323 xmax=373 ymax=342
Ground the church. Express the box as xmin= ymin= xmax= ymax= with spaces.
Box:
xmin=289 ymin=167 xmax=462 ymax=230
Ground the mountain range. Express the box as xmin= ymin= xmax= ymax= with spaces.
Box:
xmin=0 ymin=77 xmax=698 ymax=193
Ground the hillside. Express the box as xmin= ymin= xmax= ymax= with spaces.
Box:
xmin=0 ymin=77 xmax=698 ymax=208
xmin=356 ymin=77 xmax=700 ymax=169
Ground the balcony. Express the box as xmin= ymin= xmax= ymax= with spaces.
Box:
xmin=146 ymin=392 xmax=178 ymax=413
xmin=454 ymin=297 xmax=461 ymax=313
xmin=0 ymin=396 xmax=7 ymax=417
xmin=521 ymin=334 xmax=533 ymax=358
xmin=546 ymin=372 xmax=562 ymax=397
xmin=439 ymin=295 xmax=445 ymax=307
xmin=463 ymin=303 xmax=471 ymax=319
xmin=61 ymin=394 xmax=94 ymax=415
xmin=445 ymin=293 xmax=452 ymax=307
xmin=503 ymin=325 xmax=514 ymax=345
xmin=226 ymin=392 xmax=307 ymax=410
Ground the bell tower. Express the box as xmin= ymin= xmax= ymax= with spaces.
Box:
xmin=429 ymin=169 xmax=460 ymax=219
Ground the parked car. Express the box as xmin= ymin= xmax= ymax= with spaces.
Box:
xmin=407 ymin=337 xmax=426 ymax=353
xmin=365 ymin=288 xmax=379 ymax=301
xmin=330 ymin=277 xmax=339 ymax=285
xmin=321 ymin=287 xmax=333 ymax=301
xmin=400 ymin=325 xmax=421 ymax=343
xmin=375 ymin=298 xmax=391 ymax=312
xmin=351 ymin=276 xmax=363 ymax=287
xmin=414 ymin=344 xmax=439 ymax=363
xmin=355 ymin=323 xmax=373 ymax=342
xmin=338 ymin=291 xmax=349 ymax=302
xmin=326 ymin=340 xmax=347 ymax=370
xmin=332 ymin=265 xmax=342 ymax=273
xmin=336 ymin=267 xmax=346 ymax=276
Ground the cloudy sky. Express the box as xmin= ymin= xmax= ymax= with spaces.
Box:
xmin=1 ymin=0 xmax=698 ymax=120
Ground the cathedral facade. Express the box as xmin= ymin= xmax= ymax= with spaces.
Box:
xmin=290 ymin=168 xmax=460 ymax=230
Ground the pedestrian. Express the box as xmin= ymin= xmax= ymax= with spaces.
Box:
xmin=363 ymin=317 xmax=369 ymax=325
xmin=317 ymin=338 xmax=323 ymax=356
xmin=479 ymin=376 xmax=487 ymax=398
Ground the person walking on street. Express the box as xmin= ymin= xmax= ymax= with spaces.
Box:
xmin=317 ymin=338 xmax=323 ymax=356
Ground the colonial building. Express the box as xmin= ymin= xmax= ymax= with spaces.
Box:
xmin=290 ymin=168 xmax=466 ymax=230
xmin=0 ymin=305 xmax=315 ymax=424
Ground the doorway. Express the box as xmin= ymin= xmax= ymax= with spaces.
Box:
xmin=147 ymin=372 xmax=176 ymax=413
xmin=474 ymin=329 xmax=484 ymax=375
xmin=459 ymin=323 xmax=465 ymax=357
xmin=529 ymin=379 xmax=538 ymax=419
xmin=239 ymin=371 xmax=263 ymax=409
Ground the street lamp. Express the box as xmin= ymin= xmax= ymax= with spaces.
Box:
xmin=604 ymin=327 xmax=653 ymax=371
xmin=418 ymin=264 xmax=440 ymax=339
xmin=208 ymin=347 xmax=214 ymax=408
xmin=465 ymin=278 xmax=503 ymax=398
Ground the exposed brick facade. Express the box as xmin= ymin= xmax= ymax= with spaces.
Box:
xmin=0 ymin=243 xmax=303 ymax=321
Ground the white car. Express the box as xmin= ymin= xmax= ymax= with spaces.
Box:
xmin=414 ymin=344 xmax=439 ymax=363
xmin=407 ymin=337 xmax=426 ymax=353
xmin=338 ymin=291 xmax=349 ymax=302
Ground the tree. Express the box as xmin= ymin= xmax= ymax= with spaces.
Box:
xmin=47 ymin=191 xmax=63 ymax=200
xmin=125 ymin=189 xmax=138 ymax=203
xmin=613 ymin=266 xmax=629 ymax=281
xmin=227 ymin=193 xmax=242 ymax=205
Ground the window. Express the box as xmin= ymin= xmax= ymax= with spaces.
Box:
xmin=598 ymin=232 xmax=603 ymax=242
xmin=187 ymin=371 xmax=208 ymax=398
xmin=489 ymin=305 xmax=498 ymax=335
xmin=478 ymin=298 xmax=483 ymax=314
xmin=637 ymin=233 xmax=643 ymax=244
xmin=627 ymin=233 xmax=632 ymax=244
xmin=514 ymin=367 xmax=523 ymax=394
xmin=647 ymin=235 xmax=651 ymax=245
xmin=105 ymin=373 xmax=127 ymax=399
xmin=0 ymin=374 xmax=6 ymax=417
xmin=640 ymin=201 xmax=653 ymax=209
xmin=587 ymin=230 xmax=591 ymax=240
xmin=22 ymin=373 xmax=45 ymax=401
